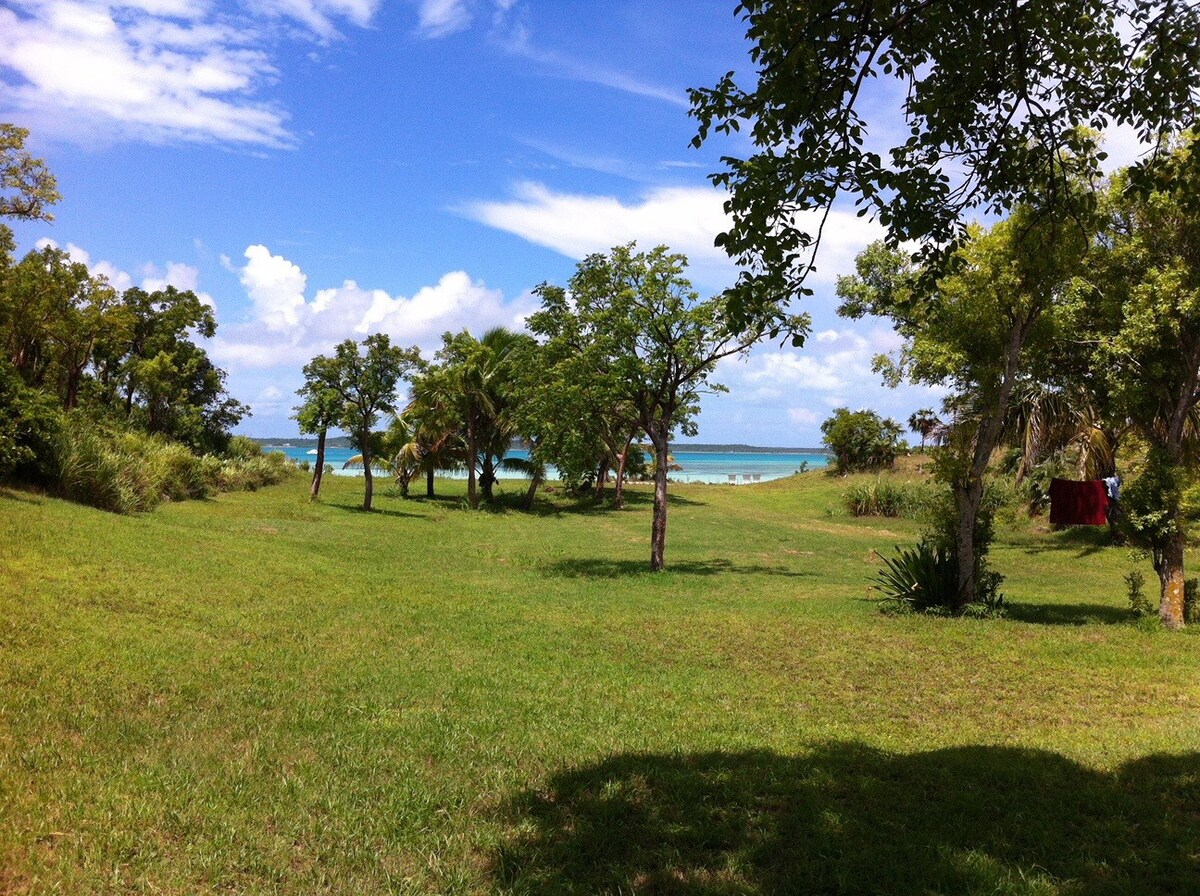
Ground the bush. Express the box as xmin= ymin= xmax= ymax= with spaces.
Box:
xmin=1126 ymin=570 xmax=1153 ymax=618
xmin=225 ymin=435 xmax=263 ymax=460
xmin=821 ymin=408 xmax=904 ymax=474
xmin=844 ymin=479 xmax=930 ymax=517
xmin=49 ymin=417 xmax=291 ymax=513
xmin=874 ymin=541 xmax=957 ymax=612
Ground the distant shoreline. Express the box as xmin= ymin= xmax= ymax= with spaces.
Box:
xmin=252 ymin=437 xmax=829 ymax=455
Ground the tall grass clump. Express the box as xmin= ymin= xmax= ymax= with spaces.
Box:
xmin=215 ymin=451 xmax=292 ymax=492
xmin=51 ymin=417 xmax=293 ymax=513
xmin=844 ymin=478 xmax=930 ymax=517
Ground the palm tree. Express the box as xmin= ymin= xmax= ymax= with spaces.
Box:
xmin=422 ymin=327 xmax=535 ymax=509
xmin=907 ymin=408 xmax=941 ymax=454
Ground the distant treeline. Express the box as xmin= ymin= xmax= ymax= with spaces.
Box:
xmin=673 ymin=443 xmax=829 ymax=454
xmin=254 ymin=437 xmax=354 ymax=449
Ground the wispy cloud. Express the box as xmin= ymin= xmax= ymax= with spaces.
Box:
xmin=502 ymin=35 xmax=687 ymax=108
xmin=463 ymin=182 xmax=887 ymax=292
xmin=0 ymin=0 xmax=379 ymax=147
xmin=414 ymin=0 xmax=473 ymax=38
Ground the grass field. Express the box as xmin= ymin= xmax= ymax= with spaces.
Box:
xmin=2 ymin=467 xmax=1199 ymax=894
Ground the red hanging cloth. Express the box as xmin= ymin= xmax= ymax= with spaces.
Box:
xmin=1048 ymin=478 xmax=1109 ymax=526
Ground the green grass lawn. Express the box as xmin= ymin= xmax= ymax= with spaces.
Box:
xmin=2 ymin=469 xmax=1199 ymax=894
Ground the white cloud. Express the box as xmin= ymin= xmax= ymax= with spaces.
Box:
xmin=0 ymin=0 xmax=378 ymax=147
xmin=415 ymin=0 xmax=472 ymax=37
xmin=240 ymin=244 xmax=308 ymax=329
xmin=36 ymin=238 xmax=220 ymax=307
xmin=212 ymin=245 xmax=538 ymax=369
xmin=464 ymin=182 xmax=887 ymax=292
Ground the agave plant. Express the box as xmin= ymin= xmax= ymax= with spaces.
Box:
xmin=874 ymin=541 xmax=957 ymax=612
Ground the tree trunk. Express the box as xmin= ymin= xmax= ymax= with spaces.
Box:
xmin=613 ymin=442 xmax=630 ymax=510
xmin=466 ymin=424 xmax=478 ymax=509
xmin=310 ymin=427 xmax=327 ymax=500
xmin=1157 ymin=530 xmax=1187 ymax=629
xmin=522 ymin=470 xmax=542 ymax=511
xmin=426 ymin=466 xmax=435 ymax=498
xmin=594 ymin=460 xmax=609 ymax=502
xmin=650 ymin=426 xmax=669 ymax=572
xmin=952 ymin=476 xmax=985 ymax=612
xmin=481 ymin=455 xmax=496 ymax=502
xmin=361 ymin=433 xmax=374 ymax=511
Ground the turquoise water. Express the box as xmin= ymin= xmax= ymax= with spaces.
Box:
xmin=268 ymin=445 xmax=827 ymax=485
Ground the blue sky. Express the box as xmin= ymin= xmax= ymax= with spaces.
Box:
xmin=1 ymin=0 xmax=951 ymax=446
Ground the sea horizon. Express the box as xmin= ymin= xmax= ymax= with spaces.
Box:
xmin=265 ymin=443 xmax=829 ymax=485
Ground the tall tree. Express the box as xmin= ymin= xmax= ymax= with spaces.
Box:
xmin=419 ymin=327 xmax=532 ymax=510
xmin=294 ymin=354 xmax=343 ymax=500
xmin=839 ymin=207 xmax=1088 ymax=610
xmin=317 ymin=334 xmax=420 ymax=512
xmin=1065 ymin=140 xmax=1200 ymax=627
xmin=907 ymin=408 xmax=941 ymax=454
xmin=89 ymin=285 xmax=247 ymax=453
xmin=515 ymin=295 xmax=644 ymax=508
xmin=689 ymin=1 xmax=1200 ymax=334
xmin=530 ymin=244 xmax=801 ymax=571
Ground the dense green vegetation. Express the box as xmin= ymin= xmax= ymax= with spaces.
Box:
xmin=3 ymin=469 xmax=1198 ymax=894
xmin=0 ymin=126 xmax=281 ymax=512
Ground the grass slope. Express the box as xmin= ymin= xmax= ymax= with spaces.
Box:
xmin=1 ymin=470 xmax=1198 ymax=894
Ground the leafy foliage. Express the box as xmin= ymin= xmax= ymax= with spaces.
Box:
xmin=527 ymin=243 xmax=798 ymax=569
xmin=0 ymin=122 xmax=60 ymax=221
xmin=821 ymin=407 xmax=903 ymax=474
xmin=844 ymin=478 xmax=929 ymax=518
xmin=689 ymin=0 xmax=1200 ymax=333
xmin=874 ymin=542 xmax=957 ymax=613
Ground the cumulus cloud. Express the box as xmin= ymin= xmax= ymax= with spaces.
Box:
xmin=463 ymin=182 xmax=886 ymax=292
xmin=0 ymin=0 xmax=379 ymax=146
xmin=211 ymin=244 xmax=538 ymax=369
xmin=33 ymin=238 xmax=212 ymax=304
xmin=698 ymin=324 xmax=942 ymax=444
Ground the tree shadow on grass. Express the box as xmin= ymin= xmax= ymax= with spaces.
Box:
xmin=492 ymin=743 xmax=1200 ymax=895
xmin=0 ymin=486 xmax=44 ymax=505
xmin=1003 ymin=602 xmax=1134 ymax=626
xmin=328 ymin=502 xmax=422 ymax=519
xmin=540 ymin=557 xmax=814 ymax=579
xmin=1016 ymin=526 xmax=1114 ymax=558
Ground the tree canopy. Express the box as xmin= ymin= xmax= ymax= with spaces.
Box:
xmin=529 ymin=244 xmax=799 ymax=570
xmin=690 ymin=0 xmax=1200 ymax=334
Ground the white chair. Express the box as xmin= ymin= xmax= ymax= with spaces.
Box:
xmin=751 ymin=473 xmax=762 ymax=483
xmin=728 ymin=473 xmax=737 ymax=485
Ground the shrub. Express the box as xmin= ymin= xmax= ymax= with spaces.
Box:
xmin=844 ymin=479 xmax=930 ymax=517
xmin=1126 ymin=570 xmax=1153 ymax=618
xmin=821 ymin=407 xmax=904 ymax=474
xmin=49 ymin=417 xmax=288 ymax=513
xmin=874 ymin=541 xmax=957 ymax=613
xmin=225 ymin=435 xmax=263 ymax=460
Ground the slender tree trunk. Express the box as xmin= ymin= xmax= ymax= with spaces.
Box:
xmin=594 ymin=460 xmax=609 ymax=501
xmin=467 ymin=423 xmax=478 ymax=509
xmin=952 ymin=476 xmax=985 ymax=611
xmin=522 ymin=470 xmax=542 ymax=511
xmin=361 ymin=431 xmax=374 ymax=511
xmin=426 ymin=466 xmax=435 ymax=498
xmin=650 ymin=425 xmax=669 ymax=572
xmin=613 ymin=440 xmax=631 ymax=510
xmin=310 ymin=427 xmax=327 ymax=500
xmin=1156 ymin=530 xmax=1187 ymax=629
xmin=481 ymin=455 xmax=496 ymax=502
xmin=950 ymin=319 xmax=1029 ymax=610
